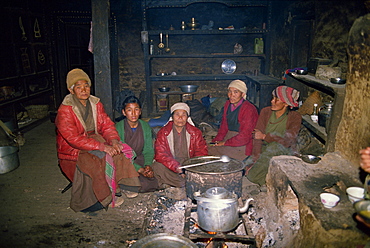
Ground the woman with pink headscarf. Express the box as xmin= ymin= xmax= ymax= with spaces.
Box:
xmin=246 ymin=86 xmax=301 ymax=186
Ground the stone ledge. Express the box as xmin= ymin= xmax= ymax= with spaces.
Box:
xmin=265 ymin=152 xmax=369 ymax=247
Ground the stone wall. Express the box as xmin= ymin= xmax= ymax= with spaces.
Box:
xmin=269 ymin=1 xmax=366 ymax=78
xmin=335 ymin=13 xmax=370 ymax=165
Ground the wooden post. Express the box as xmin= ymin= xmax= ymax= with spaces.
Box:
xmin=91 ymin=0 xmax=113 ymax=119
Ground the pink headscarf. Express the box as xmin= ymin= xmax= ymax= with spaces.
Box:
xmin=272 ymin=86 xmax=300 ymax=108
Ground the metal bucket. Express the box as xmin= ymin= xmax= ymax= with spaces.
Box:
xmin=131 ymin=233 xmax=197 ymax=248
xmin=0 ymin=146 xmax=20 ymax=174
xmin=184 ymin=156 xmax=246 ymax=200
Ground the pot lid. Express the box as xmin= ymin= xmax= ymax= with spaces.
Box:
xmin=205 ymin=187 xmax=231 ymax=199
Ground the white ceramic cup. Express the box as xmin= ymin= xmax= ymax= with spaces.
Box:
xmin=320 ymin=193 xmax=340 ymax=208
xmin=346 ymin=187 xmax=365 ymax=204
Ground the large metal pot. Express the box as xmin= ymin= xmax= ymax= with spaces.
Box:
xmin=0 ymin=146 xmax=19 ymax=174
xmin=194 ymin=187 xmax=253 ymax=232
xmin=131 ymin=233 xmax=197 ymax=248
xmin=184 ymin=156 xmax=246 ymax=200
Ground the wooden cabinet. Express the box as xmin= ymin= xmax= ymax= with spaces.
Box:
xmin=141 ymin=0 xmax=271 ymax=113
xmin=0 ymin=7 xmax=54 ymax=131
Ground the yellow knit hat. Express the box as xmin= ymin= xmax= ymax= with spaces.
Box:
xmin=66 ymin=68 xmax=91 ymax=89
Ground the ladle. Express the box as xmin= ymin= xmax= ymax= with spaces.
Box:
xmin=179 ymin=155 xmax=230 ymax=169
xmin=158 ymin=33 xmax=164 ymax=49
xmin=165 ymin=34 xmax=170 ymax=53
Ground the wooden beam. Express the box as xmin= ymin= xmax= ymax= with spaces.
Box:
xmin=91 ymin=0 xmax=113 ymax=118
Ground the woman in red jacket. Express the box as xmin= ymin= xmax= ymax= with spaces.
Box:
xmin=209 ymin=80 xmax=258 ymax=161
xmin=246 ymin=86 xmax=301 ymax=186
xmin=56 ymin=69 xmax=139 ymax=212
xmin=152 ymin=102 xmax=208 ymax=189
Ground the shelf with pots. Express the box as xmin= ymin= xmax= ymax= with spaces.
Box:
xmin=286 ymin=73 xmax=346 ymax=152
xmin=142 ymin=0 xmax=271 ymax=113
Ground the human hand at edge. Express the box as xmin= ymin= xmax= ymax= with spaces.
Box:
xmin=356 ymin=214 xmax=370 ymax=228
xmin=360 ymin=147 xmax=370 ymax=173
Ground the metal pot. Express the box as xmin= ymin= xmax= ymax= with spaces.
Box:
xmin=318 ymin=102 xmax=333 ymax=130
xmin=131 ymin=233 xmax=197 ymax=248
xmin=179 ymin=85 xmax=199 ymax=93
xmin=184 ymin=156 xmax=245 ymax=200
xmin=0 ymin=146 xmax=19 ymax=174
xmin=194 ymin=187 xmax=253 ymax=232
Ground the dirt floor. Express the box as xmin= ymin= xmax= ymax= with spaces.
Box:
xmin=0 ymin=120 xmax=268 ymax=247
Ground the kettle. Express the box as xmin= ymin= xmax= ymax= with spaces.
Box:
xmin=318 ymin=102 xmax=333 ymax=131
xmin=194 ymin=187 xmax=253 ymax=232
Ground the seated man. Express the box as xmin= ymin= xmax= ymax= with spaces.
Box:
xmin=56 ymin=68 xmax=139 ymax=212
xmin=208 ymin=80 xmax=258 ymax=161
xmin=116 ymin=96 xmax=159 ymax=195
xmin=152 ymin=102 xmax=208 ymax=188
xmin=246 ymin=86 xmax=302 ymax=186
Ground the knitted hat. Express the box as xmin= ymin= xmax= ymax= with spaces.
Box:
xmin=228 ymin=80 xmax=247 ymax=100
xmin=272 ymin=86 xmax=300 ymax=108
xmin=66 ymin=68 xmax=91 ymax=89
xmin=171 ymin=102 xmax=190 ymax=115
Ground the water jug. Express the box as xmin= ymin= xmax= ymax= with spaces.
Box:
xmin=254 ymin=38 xmax=264 ymax=54
xmin=318 ymin=102 xmax=333 ymax=130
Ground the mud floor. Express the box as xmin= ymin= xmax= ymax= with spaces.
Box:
xmin=0 ymin=120 xmax=271 ymax=247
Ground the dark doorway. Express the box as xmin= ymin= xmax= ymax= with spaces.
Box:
xmin=289 ymin=20 xmax=313 ymax=68
xmin=52 ymin=12 xmax=93 ymax=106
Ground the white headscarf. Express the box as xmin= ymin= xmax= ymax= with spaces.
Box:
xmin=228 ymin=80 xmax=248 ymax=100
xmin=165 ymin=102 xmax=195 ymax=126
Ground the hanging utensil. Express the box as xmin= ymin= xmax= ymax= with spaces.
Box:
xmin=165 ymin=34 xmax=170 ymax=53
xmin=158 ymin=33 xmax=164 ymax=49
xmin=19 ymin=17 xmax=27 ymax=41
xmin=179 ymin=155 xmax=230 ymax=169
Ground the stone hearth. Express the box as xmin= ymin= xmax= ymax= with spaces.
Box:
xmin=264 ymin=153 xmax=370 ymax=247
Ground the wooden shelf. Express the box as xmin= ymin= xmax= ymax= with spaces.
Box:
xmin=289 ymin=73 xmax=345 ymax=96
xmin=286 ymin=74 xmax=346 ymax=152
xmin=302 ymin=115 xmax=327 ymax=142
xmin=148 ymin=29 xmax=268 ymax=35
xmin=149 ymin=54 xmax=265 ymax=58
xmin=150 ymin=74 xmax=247 ymax=81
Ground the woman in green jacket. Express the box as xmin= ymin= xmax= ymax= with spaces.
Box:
xmin=116 ymin=96 xmax=158 ymax=194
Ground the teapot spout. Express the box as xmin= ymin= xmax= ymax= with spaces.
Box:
xmin=238 ymin=198 xmax=254 ymax=214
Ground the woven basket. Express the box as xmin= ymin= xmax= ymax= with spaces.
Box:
xmin=297 ymin=91 xmax=322 ymax=115
xmin=25 ymin=105 xmax=49 ymax=119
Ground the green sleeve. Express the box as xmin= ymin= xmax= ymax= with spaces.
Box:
xmin=115 ymin=120 xmax=125 ymax=141
xmin=140 ymin=119 xmax=155 ymax=166
xmin=133 ymin=162 xmax=143 ymax=171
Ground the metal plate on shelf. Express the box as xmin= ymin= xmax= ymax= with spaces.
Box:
xmin=221 ymin=59 xmax=236 ymax=74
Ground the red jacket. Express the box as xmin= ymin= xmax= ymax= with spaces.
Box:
xmin=154 ymin=121 xmax=208 ymax=172
xmin=213 ymin=100 xmax=258 ymax=156
xmin=55 ymin=94 xmax=120 ymax=161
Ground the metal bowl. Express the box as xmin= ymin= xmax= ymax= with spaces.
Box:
xmin=295 ymin=154 xmax=321 ymax=164
xmin=179 ymin=85 xmax=199 ymax=93
xmin=354 ymin=200 xmax=370 ymax=224
xmin=296 ymin=69 xmax=308 ymax=75
xmin=158 ymin=86 xmax=170 ymax=92
xmin=330 ymin=77 xmax=346 ymax=84
xmin=131 ymin=233 xmax=197 ymax=248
